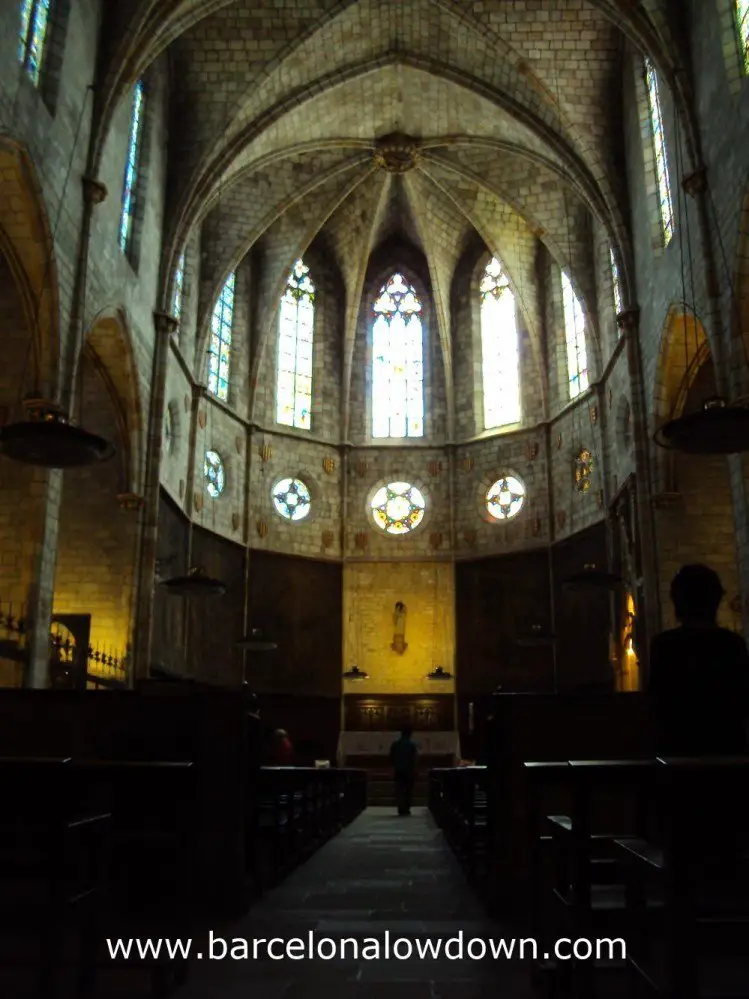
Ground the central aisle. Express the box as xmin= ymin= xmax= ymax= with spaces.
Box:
xmin=179 ymin=806 xmax=534 ymax=999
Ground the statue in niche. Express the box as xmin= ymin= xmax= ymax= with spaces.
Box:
xmin=391 ymin=601 xmax=408 ymax=655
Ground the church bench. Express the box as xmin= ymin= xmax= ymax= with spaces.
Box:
xmin=486 ymin=692 xmax=652 ymax=917
xmin=0 ymin=757 xmax=111 ymax=997
xmin=616 ymin=757 xmax=749 ymax=999
xmin=428 ymin=766 xmax=489 ymax=887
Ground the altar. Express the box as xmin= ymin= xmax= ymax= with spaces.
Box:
xmin=336 ymin=730 xmax=460 ymax=766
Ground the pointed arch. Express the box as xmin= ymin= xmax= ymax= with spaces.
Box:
xmin=277 ymin=258 xmax=315 ymax=430
xmin=479 ymin=256 xmax=520 ymax=430
xmin=83 ymin=307 xmax=145 ymax=495
xmin=371 ymin=271 xmax=425 ymax=439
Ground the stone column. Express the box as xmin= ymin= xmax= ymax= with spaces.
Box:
xmin=618 ymin=307 xmax=661 ymax=679
xmin=131 ymin=311 xmax=177 ymax=681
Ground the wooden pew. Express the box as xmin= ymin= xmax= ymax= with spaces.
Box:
xmin=428 ymin=766 xmax=490 ymax=889
xmin=486 ymin=692 xmax=652 ymax=917
xmin=617 ymin=757 xmax=749 ymax=999
xmin=0 ymin=757 xmax=111 ymax=997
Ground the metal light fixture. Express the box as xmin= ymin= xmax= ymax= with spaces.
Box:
xmin=516 ymin=625 xmax=556 ymax=647
xmin=425 ymin=665 xmax=453 ymax=681
xmin=0 ymin=399 xmax=115 ymax=468
xmin=160 ymin=565 xmax=226 ymax=597
xmin=563 ymin=563 xmax=622 ymax=592
xmin=654 ymin=396 xmax=749 ymax=454
xmin=342 ymin=664 xmax=369 ymax=681
xmin=236 ymin=628 xmax=277 ymax=651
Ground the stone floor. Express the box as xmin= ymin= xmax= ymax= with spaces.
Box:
xmin=175 ymin=806 xmax=535 ymax=999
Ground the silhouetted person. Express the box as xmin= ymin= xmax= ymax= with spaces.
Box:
xmin=649 ymin=564 xmax=749 ymax=756
xmin=389 ymin=727 xmax=418 ymax=816
xmin=270 ymin=728 xmax=294 ymax=766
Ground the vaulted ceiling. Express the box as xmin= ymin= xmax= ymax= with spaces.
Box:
xmin=93 ymin=0 xmax=677 ymax=430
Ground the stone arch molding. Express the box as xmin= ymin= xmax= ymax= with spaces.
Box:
xmin=81 ymin=307 xmax=145 ymax=497
xmin=0 ymin=139 xmax=60 ymax=404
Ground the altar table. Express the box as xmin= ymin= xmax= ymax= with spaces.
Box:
xmin=337 ymin=730 xmax=460 ymax=766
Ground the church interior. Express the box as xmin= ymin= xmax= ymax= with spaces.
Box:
xmin=2 ymin=0 xmax=749 ymax=996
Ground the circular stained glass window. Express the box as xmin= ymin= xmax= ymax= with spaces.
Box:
xmin=486 ymin=475 xmax=525 ymax=521
xmin=272 ymin=477 xmax=311 ymax=521
xmin=204 ymin=450 xmax=225 ymax=498
xmin=371 ymin=481 xmax=426 ymax=535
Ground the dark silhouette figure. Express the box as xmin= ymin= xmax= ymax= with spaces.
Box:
xmin=649 ymin=564 xmax=749 ymax=756
xmin=269 ymin=728 xmax=294 ymax=766
xmin=389 ymin=727 xmax=418 ymax=815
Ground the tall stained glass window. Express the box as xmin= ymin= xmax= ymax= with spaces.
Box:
xmin=480 ymin=257 xmax=520 ymax=430
xmin=208 ymin=272 xmax=235 ymax=401
xmin=19 ymin=0 xmax=51 ymax=85
xmin=372 ymin=273 xmax=424 ymax=438
xmin=610 ymin=246 xmax=623 ymax=317
xmin=737 ymin=1 xmax=749 ymax=73
xmin=277 ymin=259 xmax=315 ymax=430
xmin=172 ymin=253 xmax=185 ymax=322
xmin=119 ymin=80 xmax=145 ymax=254
xmin=644 ymin=58 xmax=674 ymax=247
xmin=561 ymin=270 xmax=589 ymax=400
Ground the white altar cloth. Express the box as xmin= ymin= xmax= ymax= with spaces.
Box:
xmin=337 ymin=730 xmax=460 ymax=765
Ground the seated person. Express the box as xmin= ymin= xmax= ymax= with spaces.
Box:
xmin=650 ymin=564 xmax=749 ymax=756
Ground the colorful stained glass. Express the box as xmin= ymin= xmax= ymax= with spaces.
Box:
xmin=119 ymin=80 xmax=146 ymax=254
xmin=610 ymin=246 xmax=623 ymax=318
xmin=737 ymin=1 xmax=749 ymax=73
xmin=208 ymin=272 xmax=235 ymax=401
xmin=372 ymin=274 xmax=424 ymax=439
xmin=480 ymin=257 xmax=520 ymax=430
xmin=204 ymin=450 xmax=225 ymax=498
xmin=561 ymin=271 xmax=589 ymax=400
xmin=272 ymin=478 xmax=311 ymax=521
xmin=277 ymin=259 xmax=315 ymax=430
xmin=644 ymin=58 xmax=674 ymax=247
xmin=370 ymin=481 xmax=426 ymax=536
xmin=172 ymin=253 xmax=185 ymax=321
xmin=486 ymin=475 xmax=526 ymax=521
xmin=19 ymin=0 xmax=51 ymax=85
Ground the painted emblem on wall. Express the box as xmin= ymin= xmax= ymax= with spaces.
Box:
xmin=531 ymin=516 xmax=542 ymax=537
xmin=354 ymin=530 xmax=369 ymax=550
xmin=429 ymin=531 xmax=443 ymax=550
xmin=428 ymin=460 xmax=442 ymax=477
xmin=463 ymin=529 xmax=477 ymax=548
xmin=321 ymin=529 xmax=334 ymax=548
xmin=556 ymin=433 xmax=563 ymax=450
xmin=574 ymin=448 xmax=594 ymax=492
xmin=557 ymin=510 xmax=566 ymax=528
xmin=526 ymin=441 xmax=539 ymax=462
xmin=235 ymin=435 xmax=243 ymax=454
xmin=589 ymin=406 xmax=598 ymax=426
xmin=356 ymin=459 xmax=370 ymax=478
xmin=256 ymin=518 xmax=268 ymax=538
xmin=184 ymin=394 xmax=190 ymax=413
xmin=232 ymin=512 xmax=241 ymax=532
xmin=198 ymin=410 xmax=207 ymax=429
xmin=597 ymin=489 xmax=604 ymax=509
xmin=193 ymin=492 xmax=203 ymax=513
xmin=322 ymin=456 xmax=336 ymax=474
xmin=259 ymin=444 xmax=272 ymax=462
xmin=462 ymin=456 xmax=474 ymax=473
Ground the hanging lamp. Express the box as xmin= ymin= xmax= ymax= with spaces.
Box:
xmin=654 ymin=396 xmax=749 ymax=454
xmin=342 ymin=664 xmax=369 ymax=681
xmin=425 ymin=665 xmax=453 ymax=681
xmin=160 ymin=565 xmax=226 ymax=598
xmin=0 ymin=399 xmax=115 ymax=468
xmin=563 ymin=563 xmax=622 ymax=592
xmin=516 ymin=625 xmax=556 ymax=648
xmin=236 ymin=628 xmax=277 ymax=651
